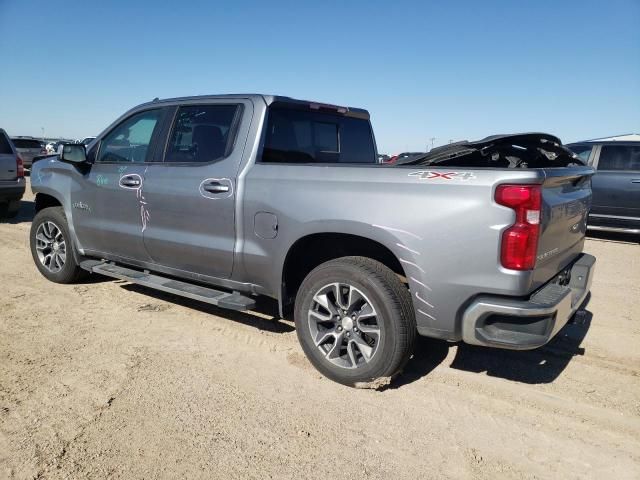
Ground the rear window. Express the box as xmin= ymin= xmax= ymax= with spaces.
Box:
xmin=0 ymin=132 xmax=13 ymax=154
xmin=12 ymin=138 xmax=42 ymax=149
xmin=262 ymin=106 xmax=376 ymax=164
xmin=598 ymin=145 xmax=640 ymax=171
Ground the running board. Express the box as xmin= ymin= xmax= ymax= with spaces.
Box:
xmin=80 ymin=261 xmax=256 ymax=311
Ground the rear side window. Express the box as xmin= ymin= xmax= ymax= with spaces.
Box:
xmin=12 ymin=139 xmax=42 ymax=149
xmin=0 ymin=132 xmax=13 ymax=154
xmin=98 ymin=109 xmax=163 ymax=163
xmin=262 ymin=106 xmax=376 ymax=164
xmin=568 ymin=144 xmax=593 ymax=164
xmin=597 ymin=145 xmax=640 ymax=171
xmin=165 ymin=104 xmax=240 ymax=163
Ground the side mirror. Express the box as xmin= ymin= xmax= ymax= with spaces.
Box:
xmin=60 ymin=143 xmax=88 ymax=164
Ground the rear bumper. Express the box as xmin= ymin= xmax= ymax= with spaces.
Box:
xmin=461 ymin=253 xmax=595 ymax=350
xmin=0 ymin=179 xmax=26 ymax=201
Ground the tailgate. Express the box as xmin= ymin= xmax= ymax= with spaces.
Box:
xmin=0 ymin=153 xmax=17 ymax=180
xmin=533 ymin=166 xmax=594 ymax=286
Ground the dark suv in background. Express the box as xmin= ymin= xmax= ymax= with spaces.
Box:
xmin=567 ymin=140 xmax=640 ymax=234
xmin=0 ymin=129 xmax=26 ymax=218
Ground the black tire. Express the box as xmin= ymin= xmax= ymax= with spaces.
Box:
xmin=294 ymin=256 xmax=416 ymax=387
xmin=30 ymin=206 xmax=87 ymax=284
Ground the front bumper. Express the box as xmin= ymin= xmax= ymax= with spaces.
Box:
xmin=461 ymin=253 xmax=595 ymax=350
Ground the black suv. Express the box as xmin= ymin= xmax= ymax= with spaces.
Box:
xmin=567 ymin=140 xmax=640 ymax=234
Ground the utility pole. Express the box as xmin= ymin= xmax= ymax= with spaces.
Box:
xmin=429 ymin=137 xmax=436 ymax=151
xmin=41 ymin=127 xmax=45 ymax=143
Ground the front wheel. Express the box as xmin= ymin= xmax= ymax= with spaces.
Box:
xmin=294 ymin=256 xmax=416 ymax=387
xmin=30 ymin=206 xmax=87 ymax=284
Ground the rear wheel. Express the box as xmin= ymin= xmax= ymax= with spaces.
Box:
xmin=294 ymin=256 xmax=416 ymax=387
xmin=30 ymin=206 xmax=87 ymax=283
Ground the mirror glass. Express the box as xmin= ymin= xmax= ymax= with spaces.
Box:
xmin=60 ymin=144 xmax=87 ymax=164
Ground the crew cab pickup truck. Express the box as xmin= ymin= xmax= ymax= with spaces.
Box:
xmin=29 ymin=94 xmax=596 ymax=386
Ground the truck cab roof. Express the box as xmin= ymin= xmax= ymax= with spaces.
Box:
xmin=135 ymin=94 xmax=371 ymax=120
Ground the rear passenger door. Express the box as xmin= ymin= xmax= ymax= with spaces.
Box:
xmin=591 ymin=144 xmax=640 ymax=218
xmin=141 ymin=100 xmax=251 ymax=280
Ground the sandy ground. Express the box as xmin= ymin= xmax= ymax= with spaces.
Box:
xmin=1 ymin=180 xmax=639 ymax=479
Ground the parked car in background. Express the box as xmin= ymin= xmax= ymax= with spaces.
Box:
xmin=11 ymin=137 xmax=46 ymax=169
xmin=46 ymin=142 xmax=58 ymax=154
xmin=567 ymin=137 xmax=640 ymax=234
xmin=29 ymin=94 xmax=595 ymax=386
xmin=81 ymin=136 xmax=96 ymax=147
xmin=0 ymin=129 xmax=25 ymax=218
xmin=377 ymin=153 xmax=390 ymax=163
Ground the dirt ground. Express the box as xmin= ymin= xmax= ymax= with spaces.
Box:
xmin=1 ymin=180 xmax=639 ymax=479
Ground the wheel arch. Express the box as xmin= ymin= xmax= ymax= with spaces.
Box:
xmin=34 ymin=192 xmax=63 ymax=213
xmin=279 ymin=232 xmax=408 ymax=315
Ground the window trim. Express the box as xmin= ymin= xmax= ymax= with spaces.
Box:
xmin=159 ymin=103 xmax=244 ymax=166
xmin=95 ymin=107 xmax=167 ymax=165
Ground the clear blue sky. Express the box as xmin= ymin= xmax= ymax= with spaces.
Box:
xmin=1 ymin=0 xmax=638 ymax=153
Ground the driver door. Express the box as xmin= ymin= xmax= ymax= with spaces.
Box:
xmin=71 ymin=108 xmax=169 ymax=262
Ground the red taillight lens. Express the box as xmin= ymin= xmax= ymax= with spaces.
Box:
xmin=16 ymin=156 xmax=25 ymax=178
xmin=495 ymin=184 xmax=542 ymax=270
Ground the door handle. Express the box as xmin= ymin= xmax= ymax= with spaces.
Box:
xmin=203 ymin=182 xmax=230 ymax=193
xmin=631 ymin=179 xmax=640 ymax=184
xmin=119 ymin=176 xmax=141 ymax=188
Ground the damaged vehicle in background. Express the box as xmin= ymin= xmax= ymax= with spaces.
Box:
xmin=29 ymin=94 xmax=595 ymax=387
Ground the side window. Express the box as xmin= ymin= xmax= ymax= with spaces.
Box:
xmin=598 ymin=145 xmax=640 ymax=171
xmin=568 ymin=144 xmax=593 ymax=164
xmin=261 ymin=106 xmax=376 ymax=164
xmin=97 ymin=109 xmax=162 ymax=163
xmin=165 ymin=104 xmax=240 ymax=163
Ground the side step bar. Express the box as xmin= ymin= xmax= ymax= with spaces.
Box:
xmin=80 ymin=260 xmax=256 ymax=311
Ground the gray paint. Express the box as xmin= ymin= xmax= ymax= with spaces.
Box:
xmin=31 ymin=94 xmax=594 ymax=343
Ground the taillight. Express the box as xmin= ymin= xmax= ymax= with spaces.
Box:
xmin=16 ymin=156 xmax=25 ymax=178
xmin=495 ymin=184 xmax=542 ymax=270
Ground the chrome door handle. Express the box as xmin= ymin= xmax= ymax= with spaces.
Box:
xmin=203 ymin=182 xmax=229 ymax=193
xmin=119 ymin=176 xmax=141 ymax=187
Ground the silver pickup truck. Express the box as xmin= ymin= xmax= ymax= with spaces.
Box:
xmin=29 ymin=94 xmax=596 ymax=386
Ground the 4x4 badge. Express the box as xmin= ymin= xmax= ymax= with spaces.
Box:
xmin=409 ymin=171 xmax=476 ymax=181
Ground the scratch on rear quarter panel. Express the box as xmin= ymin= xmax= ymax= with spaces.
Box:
xmin=418 ymin=309 xmax=436 ymax=321
xmin=415 ymin=291 xmax=434 ymax=308
xmin=399 ymin=258 xmax=425 ymax=274
xmin=372 ymin=224 xmax=423 ymax=241
xmin=410 ymin=276 xmax=432 ymax=291
xmin=396 ymin=243 xmax=420 ymax=255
